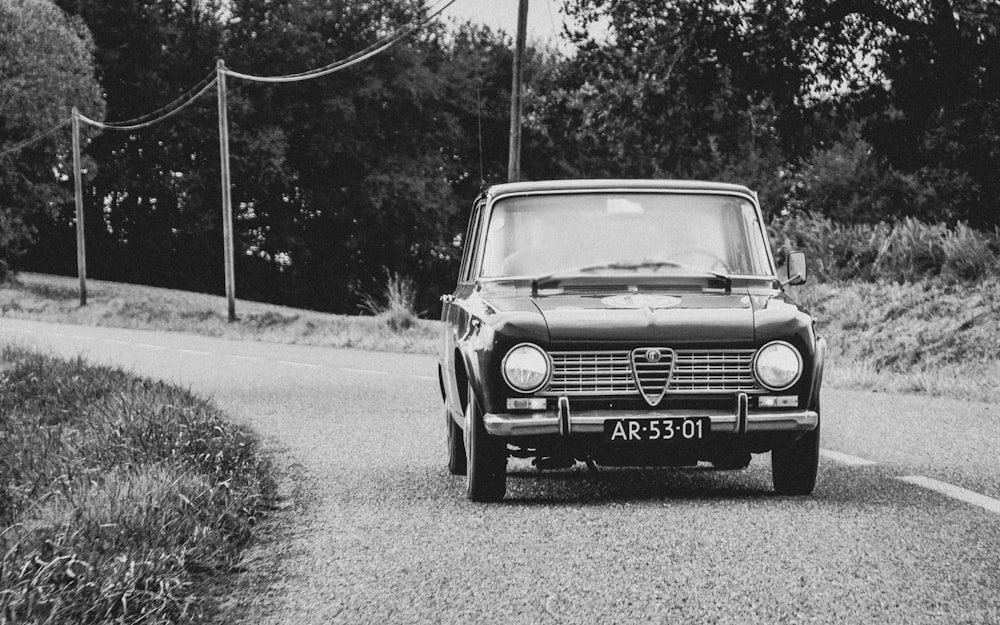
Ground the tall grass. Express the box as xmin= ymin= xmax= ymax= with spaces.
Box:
xmin=771 ymin=212 xmax=1000 ymax=283
xmin=359 ymin=271 xmax=420 ymax=332
xmin=0 ymin=347 xmax=275 ymax=624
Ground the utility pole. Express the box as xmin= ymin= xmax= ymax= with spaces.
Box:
xmin=507 ymin=0 xmax=529 ymax=182
xmin=71 ymin=107 xmax=87 ymax=306
xmin=216 ymin=59 xmax=237 ymax=322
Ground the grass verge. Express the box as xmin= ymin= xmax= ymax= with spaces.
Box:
xmin=790 ymin=278 xmax=1000 ymax=403
xmin=0 ymin=346 xmax=276 ymax=623
xmin=0 ymin=272 xmax=438 ymax=355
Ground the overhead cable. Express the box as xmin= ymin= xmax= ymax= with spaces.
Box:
xmin=89 ymin=69 xmax=218 ymax=129
xmin=0 ymin=118 xmax=71 ymax=158
xmin=223 ymin=0 xmax=457 ymax=83
xmin=78 ymin=77 xmax=219 ymax=131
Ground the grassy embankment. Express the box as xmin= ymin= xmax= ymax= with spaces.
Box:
xmin=0 ymin=346 xmax=275 ymax=622
xmin=2 ymin=266 xmax=998 ymax=402
xmin=791 ymin=280 xmax=1000 ymax=402
xmin=1 ymin=272 xmax=438 ymax=354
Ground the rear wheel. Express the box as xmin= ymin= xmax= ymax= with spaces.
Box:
xmin=464 ymin=384 xmax=507 ymax=502
xmin=771 ymin=421 xmax=820 ymax=495
xmin=446 ymin=407 xmax=466 ymax=475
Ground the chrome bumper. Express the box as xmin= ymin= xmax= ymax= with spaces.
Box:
xmin=483 ymin=402 xmax=818 ymax=438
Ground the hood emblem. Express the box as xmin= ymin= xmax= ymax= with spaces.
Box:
xmin=630 ymin=347 xmax=675 ymax=407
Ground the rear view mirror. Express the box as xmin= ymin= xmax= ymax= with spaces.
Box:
xmin=785 ymin=251 xmax=807 ymax=286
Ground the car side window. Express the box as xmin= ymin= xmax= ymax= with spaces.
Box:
xmin=459 ymin=200 xmax=485 ymax=284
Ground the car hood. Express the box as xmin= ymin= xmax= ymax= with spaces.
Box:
xmin=496 ymin=290 xmax=756 ymax=343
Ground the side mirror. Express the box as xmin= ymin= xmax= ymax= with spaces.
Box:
xmin=784 ymin=251 xmax=807 ymax=286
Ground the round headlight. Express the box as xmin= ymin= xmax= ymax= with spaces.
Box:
xmin=754 ymin=341 xmax=803 ymax=391
xmin=502 ymin=343 xmax=550 ymax=393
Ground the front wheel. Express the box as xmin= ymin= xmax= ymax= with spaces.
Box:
xmin=446 ymin=407 xmax=466 ymax=475
xmin=771 ymin=422 xmax=820 ymax=495
xmin=464 ymin=384 xmax=507 ymax=502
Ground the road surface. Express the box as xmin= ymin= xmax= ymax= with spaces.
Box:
xmin=2 ymin=318 xmax=998 ymax=624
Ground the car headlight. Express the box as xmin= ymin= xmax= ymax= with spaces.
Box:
xmin=754 ymin=341 xmax=803 ymax=391
xmin=502 ymin=343 xmax=550 ymax=393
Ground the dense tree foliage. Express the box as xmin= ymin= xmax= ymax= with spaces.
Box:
xmin=7 ymin=0 xmax=1000 ymax=313
xmin=0 ymin=0 xmax=104 ymax=261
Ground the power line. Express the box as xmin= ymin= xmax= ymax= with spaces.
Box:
xmin=89 ymin=70 xmax=218 ymax=129
xmin=0 ymin=118 xmax=71 ymax=158
xmin=78 ymin=76 xmax=219 ymax=131
xmin=222 ymin=0 xmax=457 ymax=83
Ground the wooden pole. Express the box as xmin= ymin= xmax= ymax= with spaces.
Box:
xmin=507 ymin=0 xmax=529 ymax=182
xmin=217 ymin=59 xmax=236 ymax=322
xmin=71 ymin=107 xmax=87 ymax=306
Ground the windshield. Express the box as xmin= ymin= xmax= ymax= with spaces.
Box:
xmin=478 ymin=192 xmax=773 ymax=278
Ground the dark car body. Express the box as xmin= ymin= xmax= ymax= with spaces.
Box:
xmin=438 ymin=180 xmax=825 ymax=501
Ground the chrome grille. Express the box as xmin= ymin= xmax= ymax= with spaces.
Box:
xmin=669 ymin=350 xmax=758 ymax=392
xmin=544 ymin=351 xmax=636 ymax=395
xmin=541 ymin=349 xmax=759 ymax=396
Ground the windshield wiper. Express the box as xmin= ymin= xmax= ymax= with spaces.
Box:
xmin=531 ymin=259 xmax=732 ymax=296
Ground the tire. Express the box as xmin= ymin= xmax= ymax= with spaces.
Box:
xmin=464 ymin=384 xmax=507 ymax=502
xmin=446 ymin=407 xmax=467 ymax=475
xmin=771 ymin=422 xmax=820 ymax=495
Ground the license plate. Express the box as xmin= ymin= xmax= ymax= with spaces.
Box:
xmin=604 ymin=417 xmax=709 ymax=443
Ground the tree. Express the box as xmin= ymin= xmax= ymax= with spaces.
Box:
xmin=222 ymin=1 xmax=537 ymax=313
xmin=545 ymin=0 xmax=816 ymax=214
xmin=803 ymin=0 xmax=1000 ymax=226
xmin=0 ymin=0 xmax=104 ymax=264
xmin=36 ymin=0 xmax=227 ymax=290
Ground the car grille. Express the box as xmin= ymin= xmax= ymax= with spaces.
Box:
xmin=541 ymin=349 xmax=760 ymax=396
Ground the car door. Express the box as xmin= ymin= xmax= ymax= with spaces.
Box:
xmin=442 ymin=197 xmax=486 ymax=419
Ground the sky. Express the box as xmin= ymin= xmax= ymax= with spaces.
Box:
xmin=440 ymin=0 xmax=573 ymax=49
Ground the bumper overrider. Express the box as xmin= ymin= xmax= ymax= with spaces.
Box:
xmin=483 ymin=395 xmax=819 ymax=438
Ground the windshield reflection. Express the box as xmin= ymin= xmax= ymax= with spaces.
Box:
xmin=479 ymin=193 xmax=772 ymax=278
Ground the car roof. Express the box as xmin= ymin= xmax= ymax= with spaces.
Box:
xmin=484 ymin=179 xmax=756 ymax=201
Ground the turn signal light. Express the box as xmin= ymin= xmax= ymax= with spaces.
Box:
xmin=506 ymin=398 xmax=547 ymax=411
xmin=758 ymin=395 xmax=798 ymax=408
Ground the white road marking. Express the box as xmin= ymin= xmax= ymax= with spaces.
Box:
xmin=340 ymin=367 xmax=390 ymax=376
xmin=276 ymin=360 xmax=321 ymax=368
xmin=135 ymin=343 xmax=167 ymax=350
xmin=227 ymin=354 xmax=264 ymax=362
xmin=411 ymin=375 xmax=436 ymax=381
xmin=820 ymin=449 xmax=878 ymax=466
xmin=176 ymin=349 xmax=210 ymax=355
xmin=897 ymin=476 xmax=1000 ymax=516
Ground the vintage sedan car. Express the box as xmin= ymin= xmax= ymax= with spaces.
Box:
xmin=438 ymin=179 xmax=825 ymax=501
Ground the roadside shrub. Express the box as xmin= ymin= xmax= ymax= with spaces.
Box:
xmin=771 ymin=212 xmax=1000 ymax=283
xmin=359 ymin=271 xmax=420 ymax=332
xmin=0 ymin=348 xmax=275 ymax=624
xmin=941 ymin=223 xmax=1000 ymax=281
xmin=770 ymin=211 xmax=889 ymax=281
xmin=874 ymin=217 xmax=948 ymax=282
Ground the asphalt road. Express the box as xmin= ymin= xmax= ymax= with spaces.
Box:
xmin=2 ymin=318 xmax=999 ymax=624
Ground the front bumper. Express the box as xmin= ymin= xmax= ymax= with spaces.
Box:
xmin=483 ymin=398 xmax=818 ymax=438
